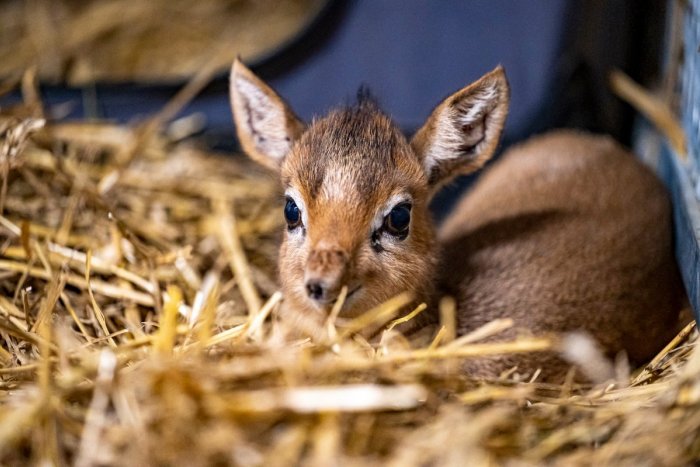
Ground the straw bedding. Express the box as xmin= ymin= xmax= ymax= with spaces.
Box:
xmin=0 ymin=0 xmax=325 ymax=84
xmin=1 ymin=81 xmax=699 ymax=466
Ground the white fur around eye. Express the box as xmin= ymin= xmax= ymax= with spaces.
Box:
xmin=284 ymin=187 xmax=308 ymax=234
xmin=372 ymin=193 xmax=413 ymax=232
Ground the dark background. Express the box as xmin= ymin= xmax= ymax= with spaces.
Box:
xmin=1 ymin=0 xmax=668 ymax=214
xmin=252 ymin=0 xmax=667 ymax=214
xmin=256 ymin=0 xmax=666 ymax=146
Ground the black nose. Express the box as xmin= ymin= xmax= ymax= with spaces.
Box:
xmin=306 ymin=281 xmax=325 ymax=300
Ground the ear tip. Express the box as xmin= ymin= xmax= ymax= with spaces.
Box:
xmin=231 ymin=57 xmax=250 ymax=80
xmin=487 ymin=65 xmax=510 ymax=97
xmin=490 ymin=65 xmax=508 ymax=83
xmin=230 ymin=61 xmax=240 ymax=83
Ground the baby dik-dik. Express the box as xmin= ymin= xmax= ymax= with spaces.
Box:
xmin=229 ymin=59 xmax=682 ymax=381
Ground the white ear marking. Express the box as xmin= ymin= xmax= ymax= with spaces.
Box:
xmin=233 ymin=76 xmax=291 ymax=161
xmin=229 ymin=59 xmax=304 ymax=171
xmin=411 ymin=66 xmax=510 ymax=191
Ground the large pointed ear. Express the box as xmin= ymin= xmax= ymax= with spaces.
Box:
xmin=411 ymin=66 xmax=509 ymax=191
xmin=229 ymin=59 xmax=305 ymax=171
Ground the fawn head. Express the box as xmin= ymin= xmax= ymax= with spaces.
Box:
xmin=230 ymin=60 xmax=509 ymax=321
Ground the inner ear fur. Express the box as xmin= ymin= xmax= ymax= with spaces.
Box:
xmin=229 ymin=59 xmax=305 ymax=171
xmin=411 ymin=66 xmax=510 ymax=191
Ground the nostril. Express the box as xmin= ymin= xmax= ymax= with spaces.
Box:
xmin=306 ymin=281 xmax=324 ymax=300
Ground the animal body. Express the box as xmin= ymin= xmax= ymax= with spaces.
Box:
xmin=229 ymin=59 xmax=682 ymax=381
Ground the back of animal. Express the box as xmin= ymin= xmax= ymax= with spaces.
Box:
xmin=439 ymin=130 xmax=682 ymax=380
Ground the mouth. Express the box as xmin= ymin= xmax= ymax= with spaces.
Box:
xmin=308 ymin=285 xmax=362 ymax=309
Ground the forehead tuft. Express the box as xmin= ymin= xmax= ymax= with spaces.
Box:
xmin=284 ymin=101 xmax=422 ymax=200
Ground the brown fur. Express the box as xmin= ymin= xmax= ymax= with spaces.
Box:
xmin=229 ymin=59 xmax=682 ymax=382
xmin=438 ymin=131 xmax=682 ymax=380
xmin=278 ymin=100 xmax=437 ymax=324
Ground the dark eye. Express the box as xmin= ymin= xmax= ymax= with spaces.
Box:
xmin=383 ymin=203 xmax=411 ymax=239
xmin=284 ymin=197 xmax=302 ymax=229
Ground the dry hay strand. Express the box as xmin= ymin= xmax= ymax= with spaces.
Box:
xmin=0 ymin=0 xmax=326 ymax=84
xmin=0 ymin=84 xmax=700 ymax=467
